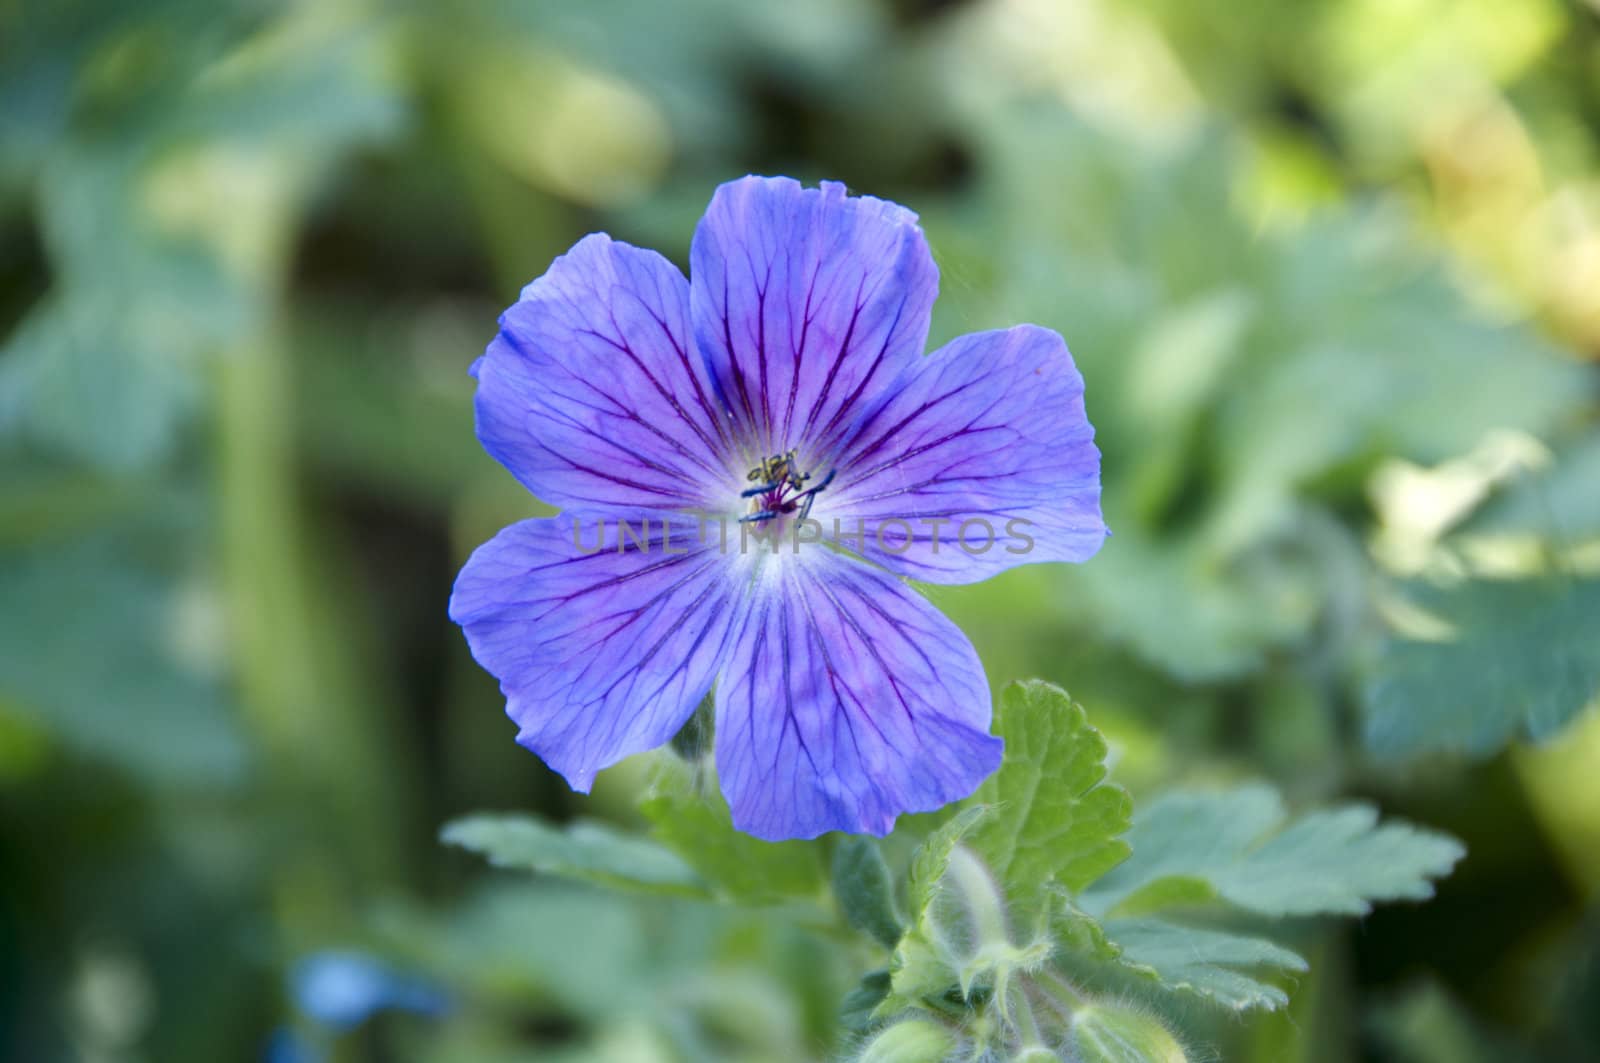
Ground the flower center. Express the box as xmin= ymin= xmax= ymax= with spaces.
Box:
xmin=739 ymin=449 xmax=836 ymax=527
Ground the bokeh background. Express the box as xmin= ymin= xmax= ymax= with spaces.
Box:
xmin=4 ymin=0 xmax=1600 ymax=1060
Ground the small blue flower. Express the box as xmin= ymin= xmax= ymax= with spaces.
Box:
xmin=263 ymin=1027 xmax=323 ymax=1063
xmin=451 ymin=177 xmax=1105 ymax=840
xmin=290 ymin=951 xmax=448 ymax=1031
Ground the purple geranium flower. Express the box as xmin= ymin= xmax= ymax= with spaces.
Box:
xmin=449 ymin=177 xmax=1105 ymax=840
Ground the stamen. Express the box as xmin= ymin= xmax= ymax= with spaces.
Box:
xmin=741 ymin=451 xmax=836 ymax=524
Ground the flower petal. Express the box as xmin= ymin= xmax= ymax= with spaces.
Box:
xmin=475 ymin=234 xmax=735 ymax=514
xmin=690 ymin=176 xmax=938 ymax=463
xmin=825 ymin=325 xmax=1107 ymax=583
xmin=714 ymin=551 xmax=1002 ymax=840
xmin=449 ymin=515 xmax=746 ymax=790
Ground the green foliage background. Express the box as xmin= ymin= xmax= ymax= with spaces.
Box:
xmin=3 ymin=0 xmax=1599 ymax=1060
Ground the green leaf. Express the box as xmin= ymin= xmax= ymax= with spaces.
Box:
xmin=1366 ymin=980 xmax=1508 ymax=1063
xmin=374 ymin=878 xmax=821 ymax=1060
xmin=1081 ymin=784 xmax=1464 ymax=918
xmin=1063 ymin=526 xmax=1322 ymax=683
xmin=907 ymin=805 xmax=992 ymax=918
xmin=1046 ymin=889 xmax=1128 ymax=964
xmin=1366 ymin=577 xmax=1600 ymax=758
xmin=639 ymin=766 xmax=824 ymax=903
xmin=965 ymin=681 xmax=1133 ymax=904
xmin=440 ymin=813 xmax=709 ymax=898
xmin=1110 ymin=876 xmax=1220 ymax=917
xmin=840 ymin=968 xmax=892 ymax=1032
xmin=1101 ymin=919 xmax=1308 ymax=1012
xmin=2 ymin=12 xmax=400 ymax=473
xmin=0 ymin=528 xmax=248 ymax=788
xmin=832 ymin=838 xmax=902 ymax=948
xmin=373 ymin=882 xmax=652 ymax=1017
xmin=0 ymin=294 xmax=207 ymax=471
xmin=1463 ymin=434 xmax=1600 ymax=543
xmin=961 ymin=112 xmax=1586 ymax=682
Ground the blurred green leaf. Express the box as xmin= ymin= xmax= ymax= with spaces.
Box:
xmin=1464 ymin=434 xmax=1600 ymax=542
xmin=839 ymin=968 xmax=892 ymax=1033
xmin=1365 ymin=980 xmax=1505 ymax=1063
xmin=0 ymin=266 xmax=226 ymax=471
xmin=640 ymin=766 xmax=824 ymax=904
xmin=289 ymin=304 xmax=484 ymax=505
xmin=375 ymin=883 xmax=651 ymax=1016
xmin=965 ymin=681 xmax=1133 ymax=905
xmin=0 ymin=530 xmax=247 ymax=787
xmin=440 ymin=813 xmax=710 ymax=898
xmin=832 ymin=838 xmax=902 ymax=948
xmin=0 ymin=5 xmax=400 ymax=472
xmin=955 ymin=109 xmax=1589 ymax=683
xmin=1081 ymin=784 xmax=1464 ymax=918
xmin=1366 ymin=577 xmax=1600 ymax=758
xmin=1064 ymin=527 xmax=1323 ymax=681
xmin=1223 ymin=212 xmax=1585 ymax=489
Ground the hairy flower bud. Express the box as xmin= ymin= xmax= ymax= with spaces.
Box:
xmin=857 ymin=1018 xmax=957 ymax=1063
xmin=929 ymin=846 xmax=1014 ymax=964
xmin=1010 ymin=1048 xmax=1060 ymax=1062
xmin=1070 ymin=1002 xmax=1188 ymax=1063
